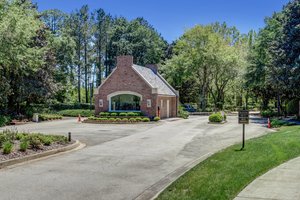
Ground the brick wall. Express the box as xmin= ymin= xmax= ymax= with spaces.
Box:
xmin=157 ymin=96 xmax=178 ymax=118
xmin=95 ymin=56 xmax=157 ymax=117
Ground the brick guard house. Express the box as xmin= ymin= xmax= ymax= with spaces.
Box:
xmin=94 ymin=55 xmax=179 ymax=119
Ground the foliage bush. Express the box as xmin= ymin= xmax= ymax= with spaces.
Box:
xmin=0 ymin=115 xmax=11 ymax=127
xmin=19 ymin=140 xmax=29 ymax=152
xmin=100 ymin=112 xmax=110 ymax=117
xmin=142 ymin=117 xmax=150 ymax=122
xmin=286 ymin=99 xmax=299 ymax=115
xmin=110 ymin=112 xmax=118 ymax=116
xmin=261 ymin=110 xmax=277 ymax=118
xmin=57 ymin=109 xmax=94 ymax=117
xmin=50 ymin=103 xmax=94 ymax=111
xmin=119 ymin=112 xmax=127 ymax=116
xmin=2 ymin=141 xmax=13 ymax=154
xmin=135 ymin=117 xmax=142 ymax=122
xmin=154 ymin=116 xmax=160 ymax=121
xmin=27 ymin=134 xmax=43 ymax=149
xmin=270 ymin=119 xmax=297 ymax=128
xmin=39 ymin=114 xmax=62 ymax=121
xmin=129 ymin=118 xmax=137 ymax=122
xmin=178 ymin=106 xmax=189 ymax=119
xmin=209 ymin=113 xmax=223 ymax=123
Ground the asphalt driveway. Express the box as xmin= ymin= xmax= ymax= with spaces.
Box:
xmin=0 ymin=116 xmax=269 ymax=200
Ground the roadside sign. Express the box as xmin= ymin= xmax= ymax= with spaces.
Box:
xmin=238 ymin=110 xmax=249 ymax=124
xmin=238 ymin=110 xmax=249 ymax=150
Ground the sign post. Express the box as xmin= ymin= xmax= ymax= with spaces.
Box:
xmin=238 ymin=110 xmax=249 ymax=150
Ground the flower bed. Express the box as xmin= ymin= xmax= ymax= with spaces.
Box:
xmin=85 ymin=116 xmax=152 ymax=123
xmin=0 ymin=130 xmax=73 ymax=162
xmin=98 ymin=112 xmax=143 ymax=117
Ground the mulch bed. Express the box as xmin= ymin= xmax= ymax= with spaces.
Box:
xmin=0 ymin=140 xmax=75 ymax=162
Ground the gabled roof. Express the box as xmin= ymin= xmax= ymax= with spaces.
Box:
xmin=132 ymin=64 xmax=177 ymax=96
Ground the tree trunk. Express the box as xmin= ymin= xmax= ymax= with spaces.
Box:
xmin=277 ymin=94 xmax=281 ymax=116
xmin=77 ymin=48 xmax=81 ymax=103
xmin=84 ymin=41 xmax=88 ymax=103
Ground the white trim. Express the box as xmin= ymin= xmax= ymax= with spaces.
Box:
xmin=167 ymin=100 xmax=170 ymax=118
xmin=107 ymin=91 xmax=143 ymax=112
xmin=147 ymin=99 xmax=151 ymax=108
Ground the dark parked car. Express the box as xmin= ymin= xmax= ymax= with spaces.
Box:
xmin=183 ymin=104 xmax=197 ymax=112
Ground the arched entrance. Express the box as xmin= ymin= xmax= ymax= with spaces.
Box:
xmin=107 ymin=91 xmax=142 ymax=112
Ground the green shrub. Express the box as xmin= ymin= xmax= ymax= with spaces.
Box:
xmin=209 ymin=113 xmax=223 ymax=123
xmin=27 ymin=134 xmax=42 ymax=149
xmin=99 ymin=118 xmax=108 ymax=121
xmin=178 ymin=106 xmax=189 ymax=119
xmin=19 ymin=140 xmax=29 ymax=152
xmin=0 ymin=134 xmax=8 ymax=147
xmin=142 ymin=117 xmax=150 ymax=122
xmin=223 ymin=113 xmax=227 ymax=121
xmin=119 ymin=112 xmax=127 ymax=116
xmin=115 ymin=118 xmax=121 ymax=122
xmin=39 ymin=135 xmax=53 ymax=146
xmin=16 ymin=133 xmax=26 ymax=140
xmin=108 ymin=118 xmax=116 ymax=121
xmin=135 ymin=117 xmax=142 ymax=122
xmin=2 ymin=141 xmax=13 ymax=154
xmin=127 ymin=112 xmax=136 ymax=116
xmin=286 ymin=99 xmax=299 ymax=115
xmin=57 ymin=109 xmax=94 ymax=117
xmin=122 ymin=118 xmax=129 ymax=122
xmin=129 ymin=118 xmax=137 ymax=122
xmin=100 ymin=112 xmax=110 ymax=117
xmin=261 ymin=110 xmax=277 ymax=118
xmin=39 ymin=114 xmax=63 ymax=121
xmin=0 ymin=115 xmax=11 ymax=127
xmin=154 ymin=117 xmax=160 ymax=121
xmin=50 ymin=103 xmax=94 ymax=111
xmin=110 ymin=112 xmax=118 ymax=116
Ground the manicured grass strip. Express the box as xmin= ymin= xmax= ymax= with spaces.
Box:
xmin=157 ymin=126 xmax=300 ymax=200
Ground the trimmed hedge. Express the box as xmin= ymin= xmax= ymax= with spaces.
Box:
xmin=57 ymin=109 xmax=94 ymax=117
xmin=39 ymin=114 xmax=63 ymax=121
xmin=87 ymin=116 xmax=151 ymax=123
xmin=50 ymin=103 xmax=94 ymax=111
xmin=99 ymin=112 xmax=143 ymax=117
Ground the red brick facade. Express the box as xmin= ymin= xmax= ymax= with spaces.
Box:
xmin=94 ymin=55 xmax=178 ymax=119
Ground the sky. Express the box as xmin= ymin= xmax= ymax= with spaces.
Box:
xmin=33 ymin=0 xmax=290 ymax=43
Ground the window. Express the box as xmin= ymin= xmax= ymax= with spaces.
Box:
xmin=110 ymin=94 xmax=141 ymax=111
xmin=147 ymin=99 xmax=151 ymax=108
xmin=99 ymin=99 xmax=103 ymax=107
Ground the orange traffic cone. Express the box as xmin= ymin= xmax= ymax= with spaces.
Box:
xmin=267 ymin=118 xmax=271 ymax=128
xmin=78 ymin=114 xmax=81 ymax=123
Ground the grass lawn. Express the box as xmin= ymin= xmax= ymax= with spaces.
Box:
xmin=157 ymin=126 xmax=300 ymax=200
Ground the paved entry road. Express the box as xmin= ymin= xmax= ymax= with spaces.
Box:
xmin=0 ymin=116 xmax=269 ymax=200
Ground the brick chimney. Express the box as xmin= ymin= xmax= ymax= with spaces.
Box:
xmin=117 ymin=55 xmax=133 ymax=69
xmin=146 ymin=64 xmax=158 ymax=74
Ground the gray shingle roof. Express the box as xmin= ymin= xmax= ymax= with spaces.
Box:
xmin=132 ymin=64 xmax=177 ymax=96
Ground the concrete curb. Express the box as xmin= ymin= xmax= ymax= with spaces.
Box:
xmin=0 ymin=140 xmax=81 ymax=169
xmin=134 ymin=153 xmax=212 ymax=200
